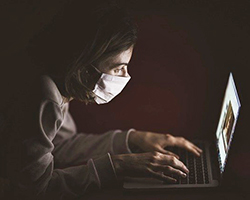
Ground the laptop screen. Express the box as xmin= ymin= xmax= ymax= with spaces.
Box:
xmin=215 ymin=73 xmax=241 ymax=174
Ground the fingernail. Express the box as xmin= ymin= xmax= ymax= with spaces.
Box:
xmin=181 ymin=173 xmax=186 ymax=178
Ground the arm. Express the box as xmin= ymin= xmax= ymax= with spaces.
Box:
xmin=52 ymin=103 xmax=133 ymax=169
xmin=7 ymin=100 xmax=118 ymax=199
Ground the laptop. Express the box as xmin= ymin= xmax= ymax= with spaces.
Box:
xmin=123 ymin=73 xmax=241 ymax=190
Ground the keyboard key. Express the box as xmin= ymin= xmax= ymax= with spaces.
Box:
xmin=180 ymin=176 xmax=188 ymax=184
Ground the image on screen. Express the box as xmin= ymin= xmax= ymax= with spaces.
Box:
xmin=220 ymin=101 xmax=235 ymax=153
xmin=215 ymin=73 xmax=241 ymax=173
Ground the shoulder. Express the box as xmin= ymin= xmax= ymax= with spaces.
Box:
xmin=38 ymin=76 xmax=68 ymax=130
xmin=39 ymin=75 xmax=63 ymax=106
xmin=7 ymin=75 xmax=64 ymax=124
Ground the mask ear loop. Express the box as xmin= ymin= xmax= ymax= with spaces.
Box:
xmin=72 ymin=64 xmax=102 ymax=92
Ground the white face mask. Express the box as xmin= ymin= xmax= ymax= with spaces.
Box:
xmin=92 ymin=73 xmax=131 ymax=104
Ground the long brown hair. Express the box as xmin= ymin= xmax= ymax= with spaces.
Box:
xmin=27 ymin=0 xmax=138 ymax=103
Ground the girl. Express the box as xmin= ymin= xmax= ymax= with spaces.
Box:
xmin=0 ymin=1 xmax=202 ymax=199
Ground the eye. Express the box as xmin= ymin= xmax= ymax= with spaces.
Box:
xmin=113 ymin=66 xmax=125 ymax=74
xmin=113 ymin=68 xmax=122 ymax=74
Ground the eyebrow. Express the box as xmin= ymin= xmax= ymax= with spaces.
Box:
xmin=109 ymin=63 xmax=129 ymax=69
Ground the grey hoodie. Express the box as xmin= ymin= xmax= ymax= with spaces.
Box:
xmin=0 ymin=75 xmax=133 ymax=199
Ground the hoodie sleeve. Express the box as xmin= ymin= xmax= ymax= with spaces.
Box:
xmin=52 ymin=103 xmax=134 ymax=169
xmin=7 ymin=100 xmax=118 ymax=200
xmin=52 ymin=128 xmax=134 ymax=168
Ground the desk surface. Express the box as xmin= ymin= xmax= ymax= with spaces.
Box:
xmin=82 ymin=184 xmax=250 ymax=200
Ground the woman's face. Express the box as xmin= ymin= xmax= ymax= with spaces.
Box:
xmin=96 ymin=47 xmax=133 ymax=77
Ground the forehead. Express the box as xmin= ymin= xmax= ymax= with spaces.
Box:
xmin=99 ymin=47 xmax=133 ymax=68
xmin=114 ymin=48 xmax=133 ymax=62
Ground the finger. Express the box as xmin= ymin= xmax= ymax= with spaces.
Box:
xmin=150 ymin=163 xmax=187 ymax=178
xmin=175 ymin=138 xmax=202 ymax=156
xmin=190 ymin=143 xmax=203 ymax=154
xmin=192 ymin=144 xmax=203 ymax=153
xmin=185 ymin=140 xmax=203 ymax=154
xmin=164 ymin=165 xmax=187 ymax=178
xmin=167 ymin=156 xmax=189 ymax=174
xmin=185 ymin=145 xmax=201 ymax=157
xmin=147 ymin=168 xmax=177 ymax=183
xmin=188 ymin=143 xmax=203 ymax=157
xmin=156 ymin=146 xmax=180 ymax=159
xmin=154 ymin=154 xmax=189 ymax=174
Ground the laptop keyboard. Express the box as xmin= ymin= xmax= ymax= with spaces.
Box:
xmin=166 ymin=143 xmax=210 ymax=184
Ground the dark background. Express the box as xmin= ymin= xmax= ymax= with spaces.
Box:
xmin=1 ymin=0 xmax=250 ymax=197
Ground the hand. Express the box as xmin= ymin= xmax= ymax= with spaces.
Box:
xmin=128 ymin=131 xmax=202 ymax=157
xmin=111 ymin=151 xmax=189 ymax=183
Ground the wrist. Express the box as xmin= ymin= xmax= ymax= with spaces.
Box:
xmin=110 ymin=155 xmax=124 ymax=180
xmin=128 ymin=130 xmax=142 ymax=152
xmin=128 ymin=130 xmax=138 ymax=146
